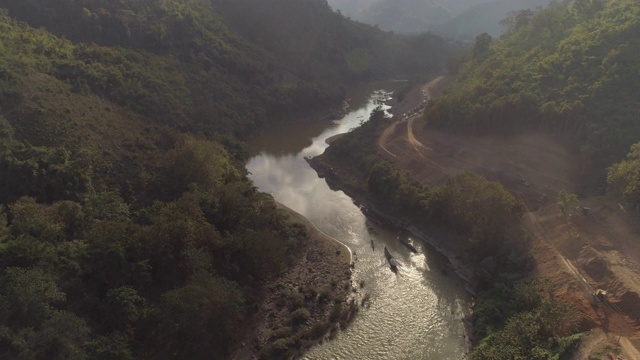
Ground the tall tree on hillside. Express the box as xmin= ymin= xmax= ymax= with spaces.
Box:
xmin=472 ymin=32 xmax=492 ymax=60
xmin=608 ymin=142 xmax=640 ymax=210
xmin=556 ymin=190 xmax=578 ymax=216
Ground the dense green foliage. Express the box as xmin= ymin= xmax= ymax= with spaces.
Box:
xmin=426 ymin=0 xmax=640 ymax=183
xmin=0 ymin=175 xmax=305 ymax=359
xmin=0 ymin=121 xmax=91 ymax=204
xmin=2 ymin=0 xmax=452 ymax=135
xmin=471 ymin=280 xmax=580 ymax=359
xmin=608 ymin=142 xmax=640 ymax=211
xmin=1 ymin=78 xmax=306 ymax=357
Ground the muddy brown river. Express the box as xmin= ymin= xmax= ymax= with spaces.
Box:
xmin=247 ymin=82 xmax=470 ymax=360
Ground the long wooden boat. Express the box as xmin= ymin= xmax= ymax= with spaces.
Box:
xmin=399 ymin=236 xmax=418 ymax=253
xmin=384 ymin=246 xmax=398 ymax=271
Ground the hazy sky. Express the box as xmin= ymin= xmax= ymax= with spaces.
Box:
xmin=327 ymin=0 xmax=499 ymax=18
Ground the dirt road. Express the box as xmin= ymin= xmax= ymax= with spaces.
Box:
xmin=380 ymin=76 xmax=447 ymax=158
xmin=380 ymin=76 xmax=640 ymax=359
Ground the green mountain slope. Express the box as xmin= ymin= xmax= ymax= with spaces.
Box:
xmin=426 ymin=0 xmax=640 ymax=184
xmin=0 ymin=10 xmax=308 ymax=358
xmin=2 ymin=0 xmax=340 ymax=137
xmin=3 ymin=0 xmax=451 ymax=118
xmin=213 ymin=0 xmax=450 ymax=81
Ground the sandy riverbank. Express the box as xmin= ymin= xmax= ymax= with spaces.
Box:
xmin=278 ymin=203 xmax=352 ymax=265
xmin=324 ymin=133 xmax=346 ymax=145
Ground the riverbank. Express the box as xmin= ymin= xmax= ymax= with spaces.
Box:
xmin=232 ymin=204 xmax=354 ymax=359
xmin=307 ymin=131 xmax=477 ymax=349
xmin=278 ymin=203 xmax=352 ymax=265
xmin=307 ymin=156 xmax=477 ymax=295
xmin=308 ymin=76 xmax=478 ymax=293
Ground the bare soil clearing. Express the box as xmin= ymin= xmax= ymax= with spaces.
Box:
xmin=379 ymin=77 xmax=640 ymax=359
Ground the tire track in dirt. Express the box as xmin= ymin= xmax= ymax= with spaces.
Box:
xmin=523 ymin=200 xmax=640 ymax=346
xmin=379 ymin=120 xmax=399 ymax=158
xmin=378 ymin=76 xmax=445 ymax=158
xmin=407 ymin=116 xmax=427 ymax=153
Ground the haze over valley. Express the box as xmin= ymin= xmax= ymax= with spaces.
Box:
xmin=0 ymin=1 xmax=639 ymax=359
xmin=328 ymin=0 xmax=551 ymax=37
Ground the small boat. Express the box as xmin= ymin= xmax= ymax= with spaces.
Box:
xmin=399 ymin=236 xmax=418 ymax=253
xmin=384 ymin=246 xmax=398 ymax=271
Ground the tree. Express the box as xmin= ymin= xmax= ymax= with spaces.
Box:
xmin=142 ymin=272 xmax=246 ymax=359
xmin=33 ymin=310 xmax=90 ymax=360
xmin=0 ymin=267 xmax=65 ymax=328
xmin=161 ymin=138 xmax=239 ymax=199
xmin=101 ymin=286 xmax=145 ymax=332
xmin=572 ymin=0 xmax=604 ymax=20
xmin=607 ymin=142 xmax=640 ymax=209
xmin=0 ymin=209 xmax=8 ymax=240
xmin=556 ymin=190 xmax=578 ymax=215
xmin=0 ymin=267 xmax=90 ymax=359
xmin=472 ymin=33 xmax=493 ymax=60
xmin=436 ymin=172 xmax=524 ymax=254
xmin=473 ymin=308 xmax=566 ymax=359
xmin=500 ymin=9 xmax=534 ymax=35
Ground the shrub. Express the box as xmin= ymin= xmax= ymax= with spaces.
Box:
xmin=291 ymin=308 xmax=310 ymax=325
xmin=270 ymin=326 xmax=292 ymax=340
xmin=305 ymin=322 xmax=331 ymax=340
xmin=329 ymin=303 xmax=342 ymax=323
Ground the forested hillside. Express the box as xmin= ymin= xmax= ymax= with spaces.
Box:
xmin=0 ymin=1 xmax=453 ymax=358
xmin=0 ymin=8 xmax=306 ymax=354
xmin=3 ymin=0 xmax=450 ymax=118
xmin=425 ymin=0 xmax=640 ymax=184
xmin=213 ymin=0 xmax=450 ymax=82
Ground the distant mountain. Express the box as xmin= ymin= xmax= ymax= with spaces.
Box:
xmin=434 ymin=0 xmax=551 ymax=39
xmin=326 ymin=0 xmax=382 ymax=16
xmin=328 ymin=0 xmax=549 ymax=38
xmin=358 ymin=0 xmax=454 ymax=33
xmin=328 ymin=0 xmax=496 ymax=19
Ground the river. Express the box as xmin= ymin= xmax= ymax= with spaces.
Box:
xmin=246 ymin=82 xmax=470 ymax=360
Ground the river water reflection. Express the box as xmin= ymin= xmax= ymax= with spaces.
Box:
xmin=247 ymin=82 xmax=470 ymax=360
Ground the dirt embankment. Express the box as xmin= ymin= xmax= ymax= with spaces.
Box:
xmin=232 ymin=204 xmax=353 ymax=359
xmin=379 ymin=76 xmax=640 ymax=359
